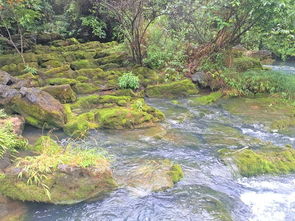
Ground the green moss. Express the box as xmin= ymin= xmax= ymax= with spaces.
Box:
xmin=76 ymin=76 xmax=89 ymax=82
xmin=233 ymin=57 xmax=262 ymax=72
xmin=169 ymin=163 xmax=184 ymax=183
xmin=44 ymin=65 xmax=71 ymax=76
xmin=94 ymin=53 xmax=125 ymax=66
xmin=222 ymin=146 xmax=295 ymax=177
xmin=70 ymin=60 xmax=96 ymax=70
xmin=133 ymin=66 xmax=159 ymax=87
xmin=189 ymin=91 xmax=223 ymax=105
xmin=64 ymin=110 xmax=99 ymax=138
xmin=145 ymin=79 xmax=199 ymax=98
xmin=31 ymin=136 xmax=62 ymax=154
xmin=41 ymin=60 xmax=63 ymax=68
xmin=95 ymin=106 xmax=162 ymax=129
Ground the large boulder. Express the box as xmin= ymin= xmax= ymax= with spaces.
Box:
xmin=0 ymin=137 xmax=117 ymax=204
xmin=7 ymin=87 xmax=67 ymax=129
xmin=0 ymin=72 xmax=67 ymax=129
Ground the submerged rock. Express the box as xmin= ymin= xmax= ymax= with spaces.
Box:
xmin=145 ymin=79 xmax=199 ymax=98
xmin=0 ymin=194 xmax=27 ymax=221
xmin=0 ymin=137 xmax=117 ymax=204
xmin=122 ymin=159 xmax=183 ymax=193
xmin=222 ymin=96 xmax=295 ymax=133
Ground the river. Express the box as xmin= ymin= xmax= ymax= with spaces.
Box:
xmin=21 ymin=63 xmax=295 ymax=221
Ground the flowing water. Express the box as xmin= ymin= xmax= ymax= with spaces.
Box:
xmin=19 ymin=63 xmax=295 ymax=221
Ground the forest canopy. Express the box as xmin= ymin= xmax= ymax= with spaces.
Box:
xmin=0 ymin=0 xmax=294 ymax=68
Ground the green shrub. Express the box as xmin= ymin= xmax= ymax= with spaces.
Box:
xmin=118 ymin=72 xmax=140 ymax=90
xmin=143 ymin=16 xmax=187 ymax=71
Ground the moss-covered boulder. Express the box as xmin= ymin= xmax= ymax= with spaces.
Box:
xmin=42 ymin=84 xmax=77 ymax=103
xmin=64 ymin=96 xmax=165 ymax=137
xmin=0 ymin=137 xmax=117 ymax=204
xmin=70 ymin=60 xmax=96 ymax=70
xmin=122 ymin=159 xmax=183 ymax=193
xmin=7 ymin=88 xmax=67 ymax=129
xmin=145 ymin=79 xmax=199 ymax=98
xmin=221 ymin=145 xmax=295 ymax=177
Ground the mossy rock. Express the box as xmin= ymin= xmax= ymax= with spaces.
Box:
xmin=72 ymin=83 xmax=100 ymax=94
xmin=8 ymin=88 xmax=67 ymax=129
xmin=94 ymin=53 xmax=125 ymax=66
xmin=42 ymin=84 xmax=77 ymax=103
xmin=74 ymin=68 xmax=106 ymax=80
xmin=64 ymin=98 xmax=165 ymax=137
xmin=70 ymin=60 xmax=96 ymax=71
xmin=46 ymin=78 xmax=78 ymax=86
xmin=44 ymin=65 xmax=71 ymax=76
xmin=189 ymin=91 xmax=223 ymax=106
xmin=123 ymin=159 xmax=183 ymax=192
xmin=233 ymin=57 xmax=262 ymax=72
xmin=221 ymin=145 xmax=295 ymax=177
xmin=41 ymin=60 xmax=63 ymax=69
xmin=95 ymin=104 xmax=164 ymax=129
xmin=0 ymin=137 xmax=117 ymax=204
xmin=145 ymin=79 xmax=199 ymax=98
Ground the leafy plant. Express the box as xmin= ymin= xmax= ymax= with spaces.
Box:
xmin=81 ymin=16 xmax=107 ymax=39
xmin=24 ymin=65 xmax=37 ymax=75
xmin=134 ymin=99 xmax=144 ymax=111
xmin=0 ymin=123 xmax=28 ymax=159
xmin=118 ymin=72 xmax=140 ymax=90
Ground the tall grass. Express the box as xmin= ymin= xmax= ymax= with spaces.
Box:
xmin=222 ymin=70 xmax=295 ymax=100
